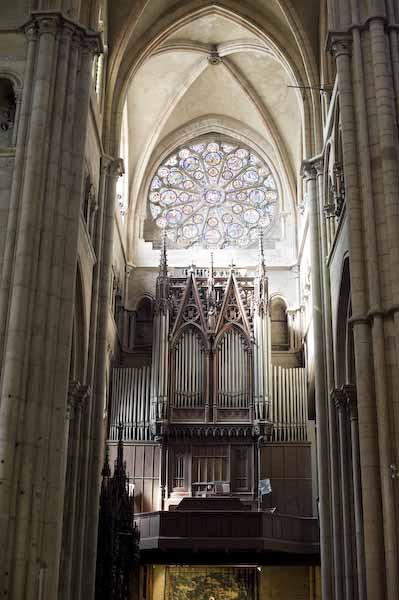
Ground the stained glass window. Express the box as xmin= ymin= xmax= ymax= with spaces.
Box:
xmin=149 ymin=140 xmax=279 ymax=248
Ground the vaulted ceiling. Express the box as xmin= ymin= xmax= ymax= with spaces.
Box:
xmin=108 ymin=1 xmax=321 ymax=264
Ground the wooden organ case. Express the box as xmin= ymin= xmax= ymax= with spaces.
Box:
xmin=107 ymin=241 xmax=318 ymax=568
xmin=149 ymin=242 xmax=273 ymax=508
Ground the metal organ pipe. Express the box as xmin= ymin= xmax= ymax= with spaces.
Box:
xmin=269 ymin=366 xmax=309 ymax=442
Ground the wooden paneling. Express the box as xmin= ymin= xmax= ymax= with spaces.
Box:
xmin=137 ymin=510 xmax=319 ymax=555
xmin=261 ymin=443 xmax=313 ymax=517
xmin=109 ymin=442 xmax=160 ymax=513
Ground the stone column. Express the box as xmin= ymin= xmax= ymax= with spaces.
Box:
xmin=367 ymin=18 xmax=399 ymax=600
xmin=333 ymin=388 xmax=354 ymax=600
xmin=59 ymin=382 xmax=89 ymax=600
xmin=315 ymin=156 xmax=344 ymax=600
xmin=345 ymin=385 xmax=367 ymax=600
xmin=81 ymin=157 xmax=123 ymax=600
xmin=122 ymin=264 xmax=133 ymax=350
xmin=0 ymin=13 xmax=99 ymax=600
xmin=301 ymin=161 xmax=333 ymax=599
xmin=0 ymin=22 xmax=37 ymax=365
xmin=328 ymin=32 xmax=387 ymax=600
xmin=71 ymin=154 xmax=109 ymax=600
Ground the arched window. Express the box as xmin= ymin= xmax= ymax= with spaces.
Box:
xmin=270 ymin=297 xmax=289 ymax=351
xmin=149 ymin=138 xmax=279 ymax=249
xmin=0 ymin=78 xmax=16 ymax=147
xmin=133 ymin=297 xmax=153 ymax=348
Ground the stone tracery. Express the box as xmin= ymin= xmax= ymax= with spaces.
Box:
xmin=149 ymin=139 xmax=279 ymax=249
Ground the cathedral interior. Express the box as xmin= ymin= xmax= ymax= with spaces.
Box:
xmin=1 ymin=1 xmax=399 ymax=599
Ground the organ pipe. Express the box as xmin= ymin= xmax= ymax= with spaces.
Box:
xmin=172 ymin=329 xmax=204 ymax=409
xmin=111 ymin=367 xmax=152 ymax=441
xmin=216 ymin=330 xmax=248 ymax=409
xmin=270 ymin=365 xmax=308 ymax=441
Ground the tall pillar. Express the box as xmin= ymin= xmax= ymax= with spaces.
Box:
xmin=70 ymin=154 xmax=114 ymax=600
xmin=81 ymin=156 xmax=123 ymax=600
xmin=345 ymin=385 xmax=367 ymax=600
xmin=330 ymin=31 xmax=386 ymax=598
xmin=315 ymin=157 xmax=344 ymax=599
xmin=333 ymin=388 xmax=354 ymax=600
xmin=0 ymin=13 xmax=99 ymax=600
xmin=59 ymin=382 xmax=89 ymax=600
xmin=301 ymin=161 xmax=333 ymax=599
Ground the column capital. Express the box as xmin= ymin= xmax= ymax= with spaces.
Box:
xmin=326 ymin=32 xmax=353 ymax=58
xmin=24 ymin=22 xmax=38 ymax=43
xmin=301 ymin=160 xmax=317 ymax=181
xmin=25 ymin=11 xmax=102 ymax=54
xmin=314 ymin=157 xmax=324 ymax=176
xmin=331 ymin=387 xmax=346 ymax=411
xmin=301 ymin=155 xmax=324 ymax=181
xmin=68 ymin=381 xmax=90 ymax=411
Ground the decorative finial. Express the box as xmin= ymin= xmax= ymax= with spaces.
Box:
xmin=207 ymin=252 xmax=216 ymax=302
xmin=259 ymin=229 xmax=266 ymax=277
xmin=115 ymin=423 xmax=126 ymax=478
xmin=102 ymin=444 xmax=111 ymax=477
xmin=160 ymin=229 xmax=168 ymax=277
xmin=229 ymin=258 xmax=236 ymax=273
xmin=257 ymin=229 xmax=268 ymax=312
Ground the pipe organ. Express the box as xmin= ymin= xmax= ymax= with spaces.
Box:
xmin=216 ymin=329 xmax=248 ymax=410
xmin=109 ymin=242 xmax=309 ymax=508
xmin=171 ymin=329 xmax=204 ymax=409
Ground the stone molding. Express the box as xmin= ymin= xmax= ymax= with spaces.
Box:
xmin=24 ymin=11 xmax=102 ymax=54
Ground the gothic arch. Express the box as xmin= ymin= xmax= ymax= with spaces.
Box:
xmin=0 ymin=73 xmax=21 ymax=147
xmin=170 ymin=321 xmax=208 ymax=353
xmin=214 ymin=321 xmax=252 ymax=351
xmin=138 ymin=116 xmax=289 ymax=214
xmin=270 ymin=295 xmax=289 ymax=351
xmin=104 ymin=0 xmax=320 ymax=162
xmin=335 ymin=255 xmax=354 ymax=386
xmin=70 ymin=263 xmax=87 ymax=382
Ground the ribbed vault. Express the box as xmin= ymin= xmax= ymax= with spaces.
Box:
xmin=104 ymin=1 xmax=321 ymax=264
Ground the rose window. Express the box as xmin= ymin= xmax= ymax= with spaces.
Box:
xmin=149 ymin=140 xmax=279 ymax=248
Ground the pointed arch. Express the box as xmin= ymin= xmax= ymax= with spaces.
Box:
xmin=335 ymin=255 xmax=354 ymax=386
xmin=104 ymin=0 xmax=320 ymax=164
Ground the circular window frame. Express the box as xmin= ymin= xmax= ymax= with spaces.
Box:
xmin=147 ymin=133 xmax=282 ymax=249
